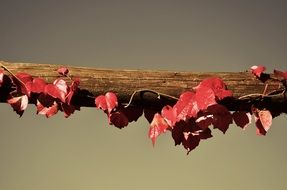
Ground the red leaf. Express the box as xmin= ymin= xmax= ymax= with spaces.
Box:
xmin=53 ymin=78 xmax=68 ymax=95
xmin=198 ymin=128 xmax=213 ymax=140
xmin=31 ymin=78 xmax=46 ymax=93
xmin=207 ymin=104 xmax=233 ymax=134
xmin=232 ymin=111 xmax=252 ymax=130
xmin=195 ymin=85 xmax=216 ymax=110
xmin=119 ymin=106 xmax=143 ymax=123
xmin=0 ymin=69 xmax=3 ymax=87
xmin=174 ymin=91 xmax=199 ymax=121
xmin=254 ymin=114 xmax=267 ymax=136
xmin=15 ymin=73 xmax=33 ymax=84
xmin=161 ymin=105 xmax=177 ymax=127
xmin=61 ymin=103 xmax=76 ymax=118
xmin=109 ymin=111 xmax=129 ymax=129
xmin=196 ymin=77 xmax=233 ymax=100
xmin=66 ymin=78 xmax=80 ymax=105
xmin=274 ymin=69 xmax=287 ymax=80
xmin=37 ymin=100 xmax=59 ymax=118
xmin=57 ymin=67 xmax=69 ymax=76
xmin=95 ymin=92 xmax=118 ymax=113
xmin=148 ymin=113 xmax=169 ymax=146
xmin=37 ymin=93 xmax=55 ymax=107
xmin=44 ymin=84 xmax=66 ymax=102
xmin=182 ymin=133 xmax=200 ymax=154
xmin=196 ymin=114 xmax=213 ymax=130
xmin=7 ymin=95 xmax=28 ymax=116
xmin=13 ymin=73 xmax=33 ymax=96
xmin=258 ymin=110 xmax=272 ymax=132
xmin=251 ymin=65 xmax=266 ymax=78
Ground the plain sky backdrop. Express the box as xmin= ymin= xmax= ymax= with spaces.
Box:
xmin=0 ymin=0 xmax=287 ymax=189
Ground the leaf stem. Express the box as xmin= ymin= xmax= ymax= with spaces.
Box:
xmin=124 ymin=89 xmax=179 ymax=108
xmin=238 ymin=89 xmax=285 ymax=100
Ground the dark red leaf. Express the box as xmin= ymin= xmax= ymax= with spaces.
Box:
xmin=251 ymin=65 xmax=266 ymax=78
xmin=57 ymin=67 xmax=69 ymax=76
xmin=37 ymin=93 xmax=55 ymax=107
xmin=61 ymin=103 xmax=76 ymax=118
xmin=171 ymin=122 xmax=184 ymax=146
xmin=119 ymin=106 xmax=143 ymax=123
xmin=182 ymin=133 xmax=200 ymax=154
xmin=207 ymin=104 xmax=233 ymax=134
xmin=274 ymin=69 xmax=287 ymax=80
xmin=196 ymin=114 xmax=213 ymax=130
xmin=109 ymin=111 xmax=129 ymax=129
xmin=198 ymin=128 xmax=213 ymax=140
xmin=7 ymin=95 xmax=28 ymax=116
xmin=232 ymin=111 xmax=252 ymax=130
xmin=144 ymin=109 xmax=158 ymax=123
xmin=148 ymin=113 xmax=169 ymax=146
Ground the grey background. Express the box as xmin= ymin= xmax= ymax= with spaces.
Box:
xmin=0 ymin=0 xmax=287 ymax=189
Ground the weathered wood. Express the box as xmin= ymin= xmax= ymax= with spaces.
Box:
xmin=1 ymin=60 xmax=286 ymax=112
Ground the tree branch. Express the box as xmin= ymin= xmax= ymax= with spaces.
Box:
xmin=0 ymin=60 xmax=286 ymax=113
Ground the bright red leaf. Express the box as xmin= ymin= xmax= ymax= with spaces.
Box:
xmin=196 ymin=77 xmax=232 ymax=100
xmin=31 ymin=78 xmax=47 ymax=93
xmin=195 ymin=85 xmax=216 ymax=110
xmin=174 ymin=91 xmax=199 ymax=121
xmin=148 ymin=113 xmax=169 ymax=146
xmin=251 ymin=65 xmax=266 ymax=78
xmin=161 ymin=105 xmax=177 ymax=127
xmin=95 ymin=92 xmax=118 ymax=113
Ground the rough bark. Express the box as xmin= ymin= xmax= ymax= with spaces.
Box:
xmin=1 ymin=60 xmax=286 ymax=113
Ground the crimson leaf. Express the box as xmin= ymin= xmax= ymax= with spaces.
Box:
xmin=7 ymin=95 xmax=28 ymax=116
xmin=251 ymin=65 xmax=266 ymax=78
xmin=148 ymin=113 xmax=169 ymax=146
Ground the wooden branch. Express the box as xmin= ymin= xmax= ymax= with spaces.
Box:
xmin=1 ymin=60 xmax=286 ymax=113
